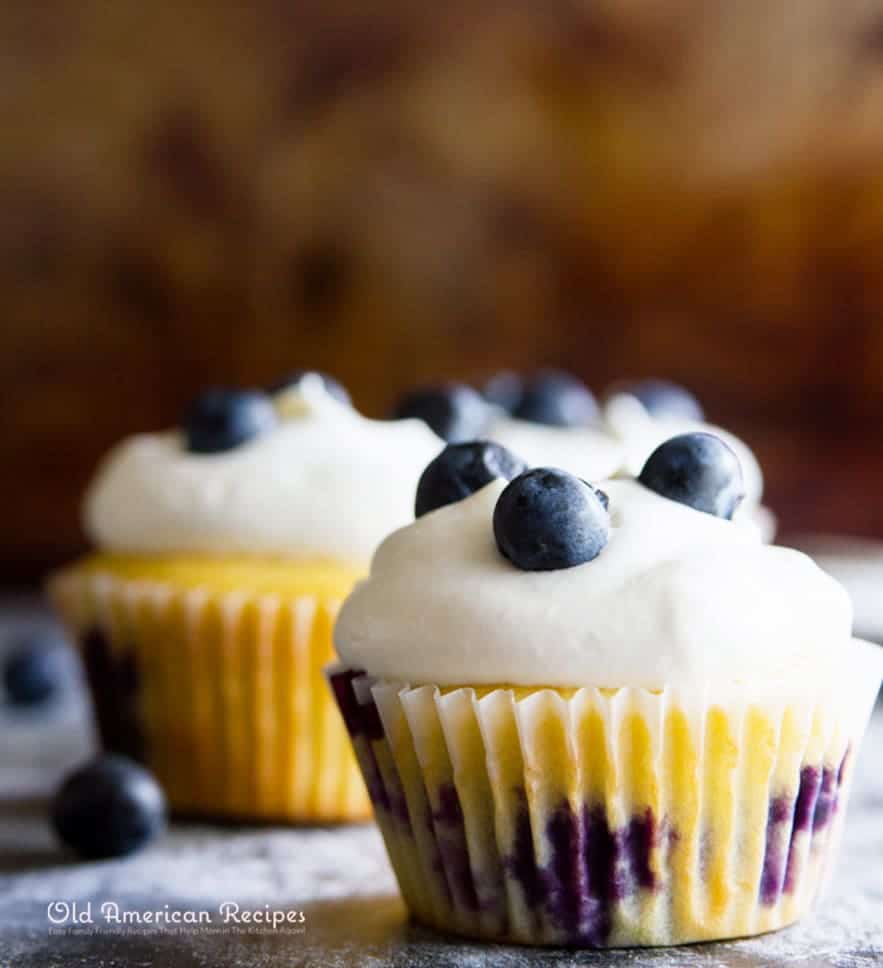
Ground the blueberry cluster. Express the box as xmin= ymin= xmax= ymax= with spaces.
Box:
xmin=392 ymin=369 xmax=601 ymax=442
xmin=184 ymin=370 xmax=350 ymax=454
xmin=415 ymin=431 xmax=743 ymax=572
xmin=394 ymin=371 xmax=705 ymax=441
xmin=484 ymin=371 xmax=703 ymax=423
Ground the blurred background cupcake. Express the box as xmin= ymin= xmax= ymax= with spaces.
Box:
xmin=49 ymin=374 xmax=441 ymax=822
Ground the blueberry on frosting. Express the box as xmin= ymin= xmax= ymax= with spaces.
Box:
xmin=184 ymin=388 xmax=277 ymax=454
xmin=494 ymin=468 xmax=610 ymax=571
xmin=270 ymin=370 xmax=351 ymax=406
xmin=615 ymin=379 xmax=704 ymax=421
xmin=483 ymin=371 xmax=524 ymax=414
xmin=639 ymin=432 xmax=744 ymax=519
xmin=415 ymin=441 xmax=527 ymax=518
xmin=513 ymin=370 xmax=598 ymax=427
xmin=392 ymin=383 xmax=490 ymax=442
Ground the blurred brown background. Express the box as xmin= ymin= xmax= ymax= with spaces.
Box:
xmin=4 ymin=1 xmax=883 ymax=583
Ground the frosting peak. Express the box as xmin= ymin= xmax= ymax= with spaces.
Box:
xmin=335 ymin=477 xmax=852 ymax=689
xmin=487 ymin=416 xmax=624 ymax=482
xmin=84 ymin=379 xmax=442 ymax=562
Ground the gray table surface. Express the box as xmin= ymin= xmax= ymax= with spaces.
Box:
xmin=0 ymin=597 xmax=881 ymax=968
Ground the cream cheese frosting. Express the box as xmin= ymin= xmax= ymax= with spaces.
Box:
xmin=334 ymin=477 xmax=853 ymax=690
xmin=487 ymin=416 xmax=625 ymax=483
xmin=84 ymin=377 xmax=443 ymax=561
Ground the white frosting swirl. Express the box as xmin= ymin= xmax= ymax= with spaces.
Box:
xmin=84 ymin=378 xmax=442 ymax=562
xmin=335 ymin=477 xmax=853 ymax=689
xmin=487 ymin=417 xmax=625 ymax=482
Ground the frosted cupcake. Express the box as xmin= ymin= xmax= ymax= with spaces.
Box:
xmin=329 ymin=434 xmax=881 ymax=945
xmin=50 ymin=374 xmax=441 ymax=823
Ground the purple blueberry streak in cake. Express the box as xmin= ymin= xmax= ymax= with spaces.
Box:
xmin=543 ymin=799 xmax=589 ymax=937
xmin=431 ymin=782 xmax=480 ymax=913
xmin=770 ymin=748 xmax=851 ymax=902
xmin=503 ymin=796 xmax=662 ymax=945
xmin=792 ymin=765 xmax=822 ymax=834
xmin=760 ymin=796 xmax=793 ymax=905
xmin=505 ymin=790 xmax=545 ymax=910
xmin=812 ymin=765 xmax=839 ymax=832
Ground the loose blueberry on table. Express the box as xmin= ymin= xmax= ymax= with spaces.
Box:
xmin=513 ymin=370 xmax=599 ymax=427
xmin=494 ymin=468 xmax=610 ymax=570
xmin=3 ymin=634 xmax=67 ymax=706
xmin=51 ymin=755 xmax=167 ymax=859
xmin=184 ymin=388 xmax=277 ymax=454
xmin=639 ymin=432 xmax=744 ymax=519
xmin=392 ymin=383 xmax=490 ymax=442
xmin=269 ymin=369 xmax=351 ymax=406
xmin=415 ymin=441 xmax=528 ymax=517
xmin=613 ymin=379 xmax=704 ymax=421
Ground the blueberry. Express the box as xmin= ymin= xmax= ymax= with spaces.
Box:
xmin=616 ymin=379 xmax=703 ymax=421
xmin=51 ymin=755 xmax=167 ymax=859
xmin=513 ymin=370 xmax=598 ymax=426
xmin=483 ymin=371 xmax=524 ymax=413
xmin=392 ymin=383 xmax=490 ymax=442
xmin=3 ymin=636 xmax=66 ymax=706
xmin=184 ymin=388 xmax=277 ymax=454
xmin=415 ymin=441 xmax=528 ymax=518
xmin=493 ymin=468 xmax=610 ymax=570
xmin=270 ymin=369 xmax=351 ymax=406
xmin=638 ymin=432 xmax=744 ymax=519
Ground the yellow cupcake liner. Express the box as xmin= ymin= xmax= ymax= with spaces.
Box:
xmin=328 ymin=645 xmax=881 ymax=946
xmin=50 ymin=562 xmax=370 ymax=823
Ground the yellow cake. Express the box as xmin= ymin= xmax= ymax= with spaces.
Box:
xmin=50 ymin=375 xmax=441 ymax=822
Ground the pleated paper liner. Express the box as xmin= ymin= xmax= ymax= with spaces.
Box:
xmin=328 ymin=645 xmax=882 ymax=947
xmin=50 ymin=566 xmax=371 ymax=823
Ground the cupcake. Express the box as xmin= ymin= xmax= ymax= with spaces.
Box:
xmin=50 ymin=374 xmax=441 ymax=823
xmin=329 ymin=435 xmax=881 ymax=945
xmin=602 ymin=380 xmax=774 ymax=541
